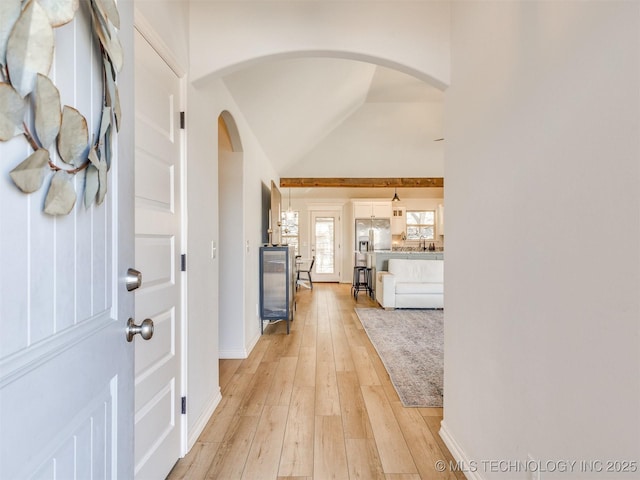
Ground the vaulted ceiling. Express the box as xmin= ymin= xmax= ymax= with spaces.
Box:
xmin=221 ymin=57 xmax=445 ymax=187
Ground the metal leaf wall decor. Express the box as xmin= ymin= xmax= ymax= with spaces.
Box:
xmin=0 ymin=0 xmax=122 ymax=215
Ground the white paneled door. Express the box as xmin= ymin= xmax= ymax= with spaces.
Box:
xmin=133 ymin=30 xmax=183 ymax=479
xmin=310 ymin=210 xmax=341 ymax=282
xmin=0 ymin=5 xmax=134 ymax=478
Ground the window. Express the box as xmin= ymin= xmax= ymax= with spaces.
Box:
xmin=406 ymin=210 xmax=435 ymax=240
xmin=314 ymin=216 xmax=335 ymax=274
xmin=281 ymin=210 xmax=299 ymax=255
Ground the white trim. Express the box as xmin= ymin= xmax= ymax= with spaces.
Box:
xmin=439 ymin=420 xmax=483 ymax=480
xmin=245 ymin=331 xmax=261 ymax=357
xmin=133 ymin=8 xmax=186 ymax=77
xmin=187 ymin=389 xmax=222 ymax=451
xmin=219 ymin=328 xmax=259 ymax=360
xmin=178 ymin=75 xmax=189 ymax=457
xmin=0 ymin=314 xmax=111 ymax=388
xmin=219 ymin=348 xmax=250 ymax=359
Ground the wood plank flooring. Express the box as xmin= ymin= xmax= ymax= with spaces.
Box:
xmin=167 ymin=284 xmax=464 ymax=480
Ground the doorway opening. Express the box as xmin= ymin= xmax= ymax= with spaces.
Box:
xmin=217 ymin=112 xmax=246 ymax=357
xmin=309 ymin=207 xmax=342 ymax=283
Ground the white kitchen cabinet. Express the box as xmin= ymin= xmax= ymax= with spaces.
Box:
xmin=353 ymin=201 xmax=392 ymax=219
xmin=391 ymin=206 xmax=406 ymax=235
xmin=353 ymin=203 xmax=372 ymax=219
xmin=372 ymin=202 xmax=392 ymax=218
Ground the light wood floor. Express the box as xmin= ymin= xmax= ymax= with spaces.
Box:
xmin=167 ymin=283 xmax=464 ymax=480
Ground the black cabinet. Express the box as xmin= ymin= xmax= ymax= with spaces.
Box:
xmin=259 ymin=246 xmax=296 ymax=334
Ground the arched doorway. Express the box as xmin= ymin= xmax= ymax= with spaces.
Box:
xmin=217 ymin=112 xmax=246 ymax=357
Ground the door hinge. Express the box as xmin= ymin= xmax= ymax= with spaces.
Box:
xmin=181 ymin=396 xmax=187 ymax=414
xmin=180 ymin=111 xmax=185 ymax=129
xmin=181 ymin=254 xmax=187 ymax=272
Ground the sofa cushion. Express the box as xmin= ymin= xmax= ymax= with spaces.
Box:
xmin=395 ymin=282 xmax=443 ymax=295
xmin=388 ymin=259 xmax=444 ymax=283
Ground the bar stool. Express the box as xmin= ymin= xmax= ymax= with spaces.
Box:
xmin=365 ymin=267 xmax=374 ymax=298
xmin=352 ymin=265 xmax=369 ymax=300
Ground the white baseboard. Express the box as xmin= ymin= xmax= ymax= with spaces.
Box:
xmin=187 ymin=389 xmax=222 ymax=451
xmin=219 ymin=348 xmax=248 ymax=359
xmin=439 ymin=420 xmax=484 ymax=480
xmin=220 ymin=331 xmax=261 ymax=359
xmin=245 ymin=331 xmax=260 ymax=356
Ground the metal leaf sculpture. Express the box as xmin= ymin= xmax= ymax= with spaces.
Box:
xmin=98 ymin=106 xmax=112 ymax=169
xmin=34 ymin=73 xmax=61 ymax=149
xmin=9 ymin=148 xmax=49 ymax=193
xmin=104 ymin=123 xmax=112 ymax=170
xmin=99 ymin=106 xmax=111 ymax=139
xmin=0 ymin=0 xmax=21 ymax=67
xmin=84 ymin=146 xmax=100 ymax=207
xmin=91 ymin=6 xmax=122 ymax=73
xmin=106 ymin=22 xmax=123 ymax=73
xmin=0 ymin=82 xmax=25 ymax=140
xmin=113 ymin=83 xmax=121 ymax=131
xmin=96 ymin=157 xmax=108 ymax=205
xmin=84 ymin=164 xmax=99 ymax=208
xmin=36 ymin=0 xmax=80 ymax=27
xmin=104 ymin=56 xmax=121 ymax=132
xmin=93 ymin=0 xmax=120 ymax=30
xmin=58 ymin=106 xmax=88 ymax=166
xmin=1 ymin=0 xmax=121 ymax=215
xmin=6 ymin=0 xmax=54 ymax=97
xmin=44 ymin=170 xmax=76 ymax=215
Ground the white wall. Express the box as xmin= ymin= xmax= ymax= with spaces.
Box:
xmin=443 ymin=2 xmax=640 ymax=478
xmin=183 ymin=83 xmax=220 ymax=443
xmin=189 ymin=1 xmax=451 ymax=88
xmin=186 ymin=78 xmax=280 ymax=441
xmin=218 ymin=129 xmax=246 ymax=358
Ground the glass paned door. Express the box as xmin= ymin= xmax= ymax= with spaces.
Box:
xmin=315 ymin=217 xmax=335 ymax=274
xmin=310 ymin=211 xmax=341 ymax=282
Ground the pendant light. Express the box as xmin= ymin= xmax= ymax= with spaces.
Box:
xmin=285 ymin=188 xmax=294 ymax=220
xmin=392 ymin=188 xmax=400 ymax=202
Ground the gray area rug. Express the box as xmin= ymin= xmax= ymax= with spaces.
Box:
xmin=355 ymin=308 xmax=443 ymax=407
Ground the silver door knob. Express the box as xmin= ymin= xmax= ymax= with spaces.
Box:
xmin=126 ymin=318 xmax=154 ymax=342
xmin=126 ymin=268 xmax=142 ymax=291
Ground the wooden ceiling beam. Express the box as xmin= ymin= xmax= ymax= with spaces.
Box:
xmin=280 ymin=177 xmax=444 ymax=188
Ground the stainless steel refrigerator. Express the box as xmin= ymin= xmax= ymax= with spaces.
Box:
xmin=355 ymin=218 xmax=392 ymax=251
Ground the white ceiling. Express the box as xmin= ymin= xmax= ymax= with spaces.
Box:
xmin=222 ymin=57 xmax=445 ymax=189
xmin=366 ymin=66 xmax=444 ymax=103
xmin=223 ymin=58 xmax=376 ymax=173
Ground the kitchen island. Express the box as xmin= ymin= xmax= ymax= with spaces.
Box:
xmin=358 ymin=251 xmax=443 ymax=300
xmin=373 ymin=250 xmax=444 ymax=273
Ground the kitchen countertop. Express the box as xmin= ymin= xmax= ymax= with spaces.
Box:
xmin=373 ymin=250 xmax=444 ymax=254
xmin=371 ymin=250 xmax=444 ymax=273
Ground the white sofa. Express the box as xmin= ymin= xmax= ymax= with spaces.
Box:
xmin=376 ymin=258 xmax=444 ymax=309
